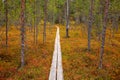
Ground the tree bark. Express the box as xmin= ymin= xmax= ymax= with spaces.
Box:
xmin=99 ymin=0 xmax=109 ymax=69
xmin=35 ymin=0 xmax=40 ymax=44
xmin=66 ymin=0 xmax=69 ymax=38
xmin=88 ymin=0 xmax=93 ymax=51
xmin=43 ymin=0 xmax=48 ymax=43
xmin=34 ymin=0 xmax=37 ymax=44
xmin=20 ymin=0 xmax=25 ymax=68
xmin=4 ymin=0 xmax=8 ymax=49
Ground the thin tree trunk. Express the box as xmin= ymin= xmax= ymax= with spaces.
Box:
xmin=66 ymin=0 xmax=69 ymax=38
xmin=75 ymin=15 xmax=80 ymax=25
xmin=43 ymin=0 xmax=47 ymax=43
xmin=99 ymin=0 xmax=109 ymax=69
xmin=5 ymin=0 xmax=8 ymax=49
xmin=20 ymin=0 xmax=25 ymax=68
xmin=88 ymin=0 xmax=93 ymax=51
xmin=36 ymin=0 xmax=41 ymax=43
xmin=97 ymin=0 xmax=104 ymax=41
xmin=34 ymin=0 xmax=36 ymax=44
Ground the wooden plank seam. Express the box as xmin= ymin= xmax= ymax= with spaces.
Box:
xmin=49 ymin=27 xmax=64 ymax=80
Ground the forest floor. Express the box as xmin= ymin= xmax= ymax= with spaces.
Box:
xmin=60 ymin=24 xmax=120 ymax=80
xmin=0 ymin=25 xmax=56 ymax=80
xmin=0 ymin=24 xmax=120 ymax=80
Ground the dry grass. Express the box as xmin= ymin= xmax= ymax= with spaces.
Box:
xmin=0 ymin=24 xmax=120 ymax=80
xmin=0 ymin=25 xmax=56 ymax=80
xmin=60 ymin=24 xmax=120 ymax=80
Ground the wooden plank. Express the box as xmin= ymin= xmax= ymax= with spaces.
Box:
xmin=57 ymin=28 xmax=64 ymax=80
xmin=49 ymin=28 xmax=58 ymax=80
xmin=49 ymin=27 xmax=64 ymax=80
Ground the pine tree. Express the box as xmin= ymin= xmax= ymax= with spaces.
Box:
xmin=99 ymin=0 xmax=109 ymax=69
xmin=20 ymin=0 xmax=25 ymax=68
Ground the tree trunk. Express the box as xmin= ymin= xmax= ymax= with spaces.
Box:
xmin=20 ymin=0 xmax=25 ymax=68
xmin=66 ymin=0 xmax=69 ymax=38
xmin=99 ymin=0 xmax=109 ymax=69
xmin=34 ymin=0 xmax=37 ymax=44
xmin=75 ymin=15 xmax=80 ymax=24
xmin=88 ymin=0 xmax=93 ymax=51
xmin=36 ymin=0 xmax=40 ymax=44
xmin=4 ymin=0 xmax=8 ymax=49
xmin=43 ymin=0 xmax=47 ymax=43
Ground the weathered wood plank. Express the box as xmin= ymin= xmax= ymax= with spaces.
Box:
xmin=57 ymin=27 xmax=63 ymax=80
xmin=49 ymin=27 xmax=64 ymax=80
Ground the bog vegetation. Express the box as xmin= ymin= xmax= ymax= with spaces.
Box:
xmin=0 ymin=0 xmax=120 ymax=80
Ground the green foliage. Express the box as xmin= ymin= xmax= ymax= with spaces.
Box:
xmin=0 ymin=1 xmax=5 ymax=26
xmin=0 ymin=0 xmax=120 ymax=26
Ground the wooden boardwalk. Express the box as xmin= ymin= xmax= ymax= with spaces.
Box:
xmin=49 ymin=27 xmax=64 ymax=80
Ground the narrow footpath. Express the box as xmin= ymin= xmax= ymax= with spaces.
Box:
xmin=49 ymin=27 xmax=64 ymax=80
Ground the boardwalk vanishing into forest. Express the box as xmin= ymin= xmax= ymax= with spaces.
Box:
xmin=49 ymin=27 xmax=64 ymax=80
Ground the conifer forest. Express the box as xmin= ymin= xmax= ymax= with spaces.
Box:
xmin=0 ymin=0 xmax=120 ymax=80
